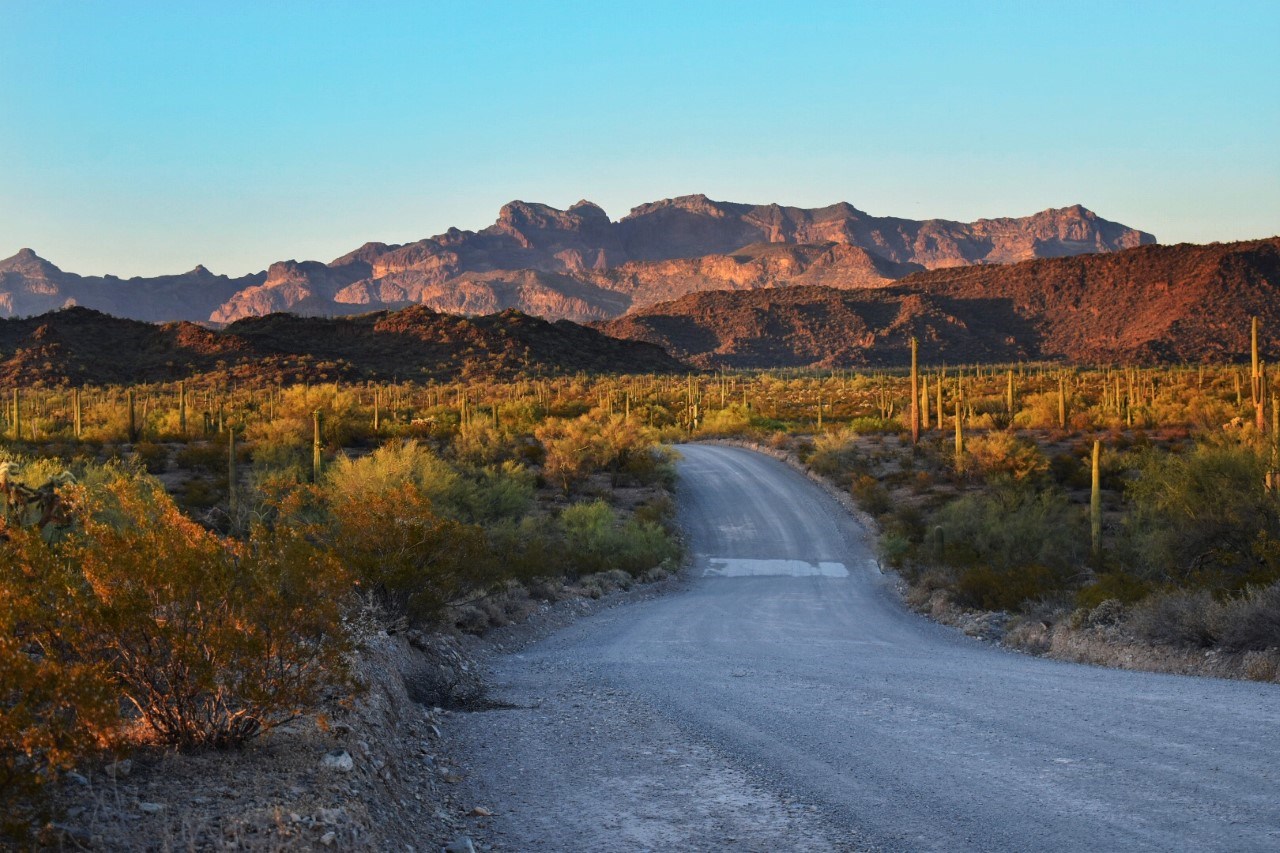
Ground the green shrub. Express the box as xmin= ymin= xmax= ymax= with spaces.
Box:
xmin=559 ymin=500 xmax=678 ymax=577
xmin=955 ymin=563 xmax=1066 ymax=611
xmin=1123 ymin=442 xmax=1279 ymax=585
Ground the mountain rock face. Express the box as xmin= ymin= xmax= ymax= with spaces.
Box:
xmin=598 ymin=238 xmax=1280 ymax=367
xmin=1 ymin=196 xmax=1154 ymax=324
xmin=0 ymin=249 xmax=263 ymax=322
xmin=0 ymin=305 xmax=686 ymax=386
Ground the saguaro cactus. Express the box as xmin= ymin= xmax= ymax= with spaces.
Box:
xmin=228 ymin=428 xmax=237 ymax=517
xmin=1091 ymin=440 xmax=1102 ymax=561
xmin=73 ymin=387 xmax=82 ymax=439
xmin=178 ymin=380 xmax=187 ymax=435
xmin=910 ymin=336 xmax=920 ymax=446
xmin=312 ymin=409 xmax=323 ymax=483
xmin=10 ymin=388 xmax=19 ymax=441
xmin=1252 ymin=317 xmax=1265 ymax=433
xmin=921 ymin=373 xmax=930 ymax=433
xmin=127 ymin=389 xmax=137 ymax=443
xmin=1058 ymin=374 xmax=1067 ymax=429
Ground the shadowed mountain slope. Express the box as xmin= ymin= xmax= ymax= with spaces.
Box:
xmin=0 ymin=305 xmax=687 ymax=385
xmin=598 ymin=238 xmax=1280 ymax=367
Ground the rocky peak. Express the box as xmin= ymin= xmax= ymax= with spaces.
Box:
xmin=0 ymin=248 xmax=62 ymax=276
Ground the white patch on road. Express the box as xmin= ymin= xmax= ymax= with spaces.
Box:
xmin=704 ymin=557 xmax=850 ymax=578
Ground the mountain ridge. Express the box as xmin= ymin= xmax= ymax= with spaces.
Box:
xmin=597 ymin=237 xmax=1280 ymax=367
xmin=2 ymin=196 xmax=1154 ymax=324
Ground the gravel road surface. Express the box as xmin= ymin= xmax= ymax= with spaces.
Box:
xmin=451 ymin=444 xmax=1279 ymax=851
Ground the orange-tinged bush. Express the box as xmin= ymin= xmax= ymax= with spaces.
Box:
xmin=65 ymin=477 xmax=352 ymax=749
xmin=1 ymin=527 xmax=118 ymax=837
xmin=326 ymin=482 xmax=491 ymax=624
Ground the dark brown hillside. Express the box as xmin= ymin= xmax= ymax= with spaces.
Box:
xmin=901 ymin=238 xmax=1280 ymax=363
xmin=0 ymin=306 xmax=687 ymax=386
xmin=598 ymin=287 xmax=1034 ymax=368
xmin=599 ymin=238 xmax=1280 ymax=367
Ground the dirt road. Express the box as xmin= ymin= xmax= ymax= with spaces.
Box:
xmin=451 ymin=444 xmax=1279 ymax=851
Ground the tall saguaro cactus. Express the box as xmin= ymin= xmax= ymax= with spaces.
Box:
xmin=178 ymin=380 xmax=187 ymax=435
xmin=1252 ymin=317 xmax=1265 ymax=433
xmin=228 ymin=428 xmax=237 ymax=518
xmin=127 ymin=389 xmax=138 ymax=443
xmin=1058 ymin=374 xmax=1067 ymax=429
xmin=921 ymin=373 xmax=930 ymax=433
xmin=1091 ymin=440 xmax=1102 ymax=561
xmin=312 ymin=409 xmax=323 ymax=484
xmin=909 ymin=336 xmax=920 ymax=446
xmin=73 ymin=387 xmax=82 ymax=439
xmin=10 ymin=388 xmax=19 ymax=441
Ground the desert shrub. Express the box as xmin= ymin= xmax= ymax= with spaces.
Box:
xmin=1126 ymin=589 xmax=1218 ymax=648
xmin=1076 ymin=572 xmax=1152 ymax=609
xmin=452 ymin=421 xmax=514 ymax=467
xmin=633 ymin=494 xmax=676 ymax=526
xmin=808 ymin=431 xmax=867 ymax=480
xmin=65 ymin=476 xmax=352 ymax=748
xmin=445 ymin=461 xmax=536 ymax=525
xmin=559 ymin=500 xmax=678 ymax=577
xmin=698 ymin=405 xmax=752 ymax=436
xmin=326 ymin=483 xmax=491 ymax=625
xmin=1123 ymin=442 xmax=1279 ymax=584
xmin=964 ymin=432 xmax=1048 ymax=482
xmin=847 ymin=416 xmax=900 ymax=435
xmin=955 ymin=563 xmax=1070 ymax=612
xmin=932 ymin=481 xmax=1085 ymax=610
xmin=851 ymin=474 xmax=891 ymax=516
xmin=1049 ymin=452 xmax=1091 ymax=489
xmin=174 ymin=441 xmax=227 ymax=473
xmin=1213 ymin=583 xmax=1280 ymax=651
xmin=1 ymin=529 xmax=118 ymax=839
xmin=325 ymin=440 xmax=457 ymax=503
xmin=246 ymin=417 xmax=310 ymax=475
xmin=535 ymin=413 xmax=655 ymax=492
xmin=132 ymin=441 xmax=169 ymax=474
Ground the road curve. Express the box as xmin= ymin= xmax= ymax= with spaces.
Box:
xmin=451 ymin=444 xmax=1279 ymax=852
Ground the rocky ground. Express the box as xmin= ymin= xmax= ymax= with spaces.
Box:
xmin=42 ymin=565 xmax=681 ymax=852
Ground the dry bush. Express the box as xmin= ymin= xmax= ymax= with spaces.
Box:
xmin=964 ymin=432 xmax=1048 ymax=481
xmin=1213 ymin=583 xmax=1280 ymax=651
xmin=1126 ymin=589 xmax=1219 ymax=648
xmin=326 ymin=483 xmax=491 ymax=625
xmin=1 ymin=529 xmax=118 ymax=839
xmin=66 ymin=477 xmax=352 ymax=748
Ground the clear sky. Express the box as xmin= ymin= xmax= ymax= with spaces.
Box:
xmin=2 ymin=0 xmax=1277 ymax=277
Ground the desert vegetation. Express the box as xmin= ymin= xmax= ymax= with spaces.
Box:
xmin=5 ymin=334 xmax=1280 ymax=839
xmin=0 ymin=376 xmax=683 ymax=840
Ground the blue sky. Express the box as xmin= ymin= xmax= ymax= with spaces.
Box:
xmin=2 ymin=1 xmax=1277 ymax=277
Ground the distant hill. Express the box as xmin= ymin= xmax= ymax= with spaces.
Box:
xmin=0 ymin=196 xmax=1153 ymax=324
xmin=0 ymin=306 xmax=687 ymax=386
xmin=597 ymin=238 xmax=1280 ymax=367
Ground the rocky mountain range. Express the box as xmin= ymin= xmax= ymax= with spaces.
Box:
xmin=1 ymin=196 xmax=1154 ymax=324
xmin=598 ymin=238 xmax=1280 ymax=367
